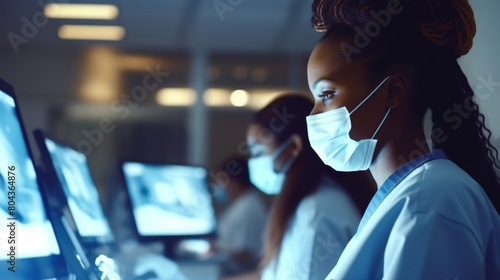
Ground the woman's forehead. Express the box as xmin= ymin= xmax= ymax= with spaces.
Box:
xmin=246 ymin=124 xmax=262 ymax=140
xmin=309 ymin=39 xmax=346 ymax=65
xmin=308 ymin=41 xmax=370 ymax=86
xmin=247 ymin=124 xmax=279 ymax=153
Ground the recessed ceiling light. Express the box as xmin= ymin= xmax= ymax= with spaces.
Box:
xmin=203 ymin=88 xmax=231 ymax=107
xmin=156 ymin=88 xmax=197 ymax=106
xmin=58 ymin=25 xmax=125 ymax=41
xmin=230 ymin=89 xmax=249 ymax=107
xmin=45 ymin=4 xmax=119 ymax=20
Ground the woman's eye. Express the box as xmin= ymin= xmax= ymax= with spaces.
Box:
xmin=319 ymin=91 xmax=335 ymax=103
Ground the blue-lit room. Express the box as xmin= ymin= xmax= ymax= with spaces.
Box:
xmin=1 ymin=0 xmax=500 ymax=279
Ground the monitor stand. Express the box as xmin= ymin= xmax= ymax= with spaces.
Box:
xmin=163 ymin=239 xmax=181 ymax=259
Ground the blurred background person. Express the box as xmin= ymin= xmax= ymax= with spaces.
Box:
xmin=226 ymin=94 xmax=376 ymax=280
xmin=212 ymin=156 xmax=269 ymax=277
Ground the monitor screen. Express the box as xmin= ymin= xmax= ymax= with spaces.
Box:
xmin=42 ymin=137 xmax=113 ymax=239
xmin=0 ymin=84 xmax=67 ymax=278
xmin=122 ymin=162 xmax=216 ymax=237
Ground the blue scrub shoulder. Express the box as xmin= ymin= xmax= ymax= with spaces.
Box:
xmin=399 ymin=158 xmax=498 ymax=243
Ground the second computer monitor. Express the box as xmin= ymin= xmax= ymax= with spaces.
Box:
xmin=121 ymin=162 xmax=217 ymax=238
xmin=35 ymin=131 xmax=114 ymax=247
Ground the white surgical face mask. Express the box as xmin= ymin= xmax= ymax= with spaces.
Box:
xmin=306 ymin=76 xmax=392 ymax=172
xmin=248 ymin=138 xmax=295 ymax=195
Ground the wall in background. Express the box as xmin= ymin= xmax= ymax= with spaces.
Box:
xmin=461 ymin=0 xmax=500 ymax=144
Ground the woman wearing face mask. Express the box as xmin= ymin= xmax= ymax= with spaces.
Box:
xmin=306 ymin=0 xmax=500 ymax=279
xmin=245 ymin=94 xmax=376 ymax=280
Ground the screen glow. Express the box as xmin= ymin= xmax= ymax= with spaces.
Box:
xmin=44 ymin=138 xmax=112 ymax=238
xmin=122 ymin=163 xmax=216 ymax=236
xmin=0 ymin=90 xmax=60 ymax=259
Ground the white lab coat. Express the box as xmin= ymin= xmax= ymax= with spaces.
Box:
xmin=217 ymin=190 xmax=268 ymax=258
xmin=326 ymin=149 xmax=500 ymax=280
xmin=261 ymin=177 xmax=360 ymax=280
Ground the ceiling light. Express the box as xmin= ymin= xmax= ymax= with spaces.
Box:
xmin=58 ymin=25 xmax=125 ymax=41
xmin=156 ymin=88 xmax=197 ymax=106
xmin=203 ymin=88 xmax=231 ymax=107
xmin=230 ymin=90 xmax=249 ymax=107
xmin=248 ymin=90 xmax=288 ymax=109
xmin=45 ymin=4 xmax=118 ymax=20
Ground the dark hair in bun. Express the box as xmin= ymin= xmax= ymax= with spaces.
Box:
xmin=311 ymin=0 xmax=500 ymax=213
xmin=312 ymin=0 xmax=475 ymax=58
xmin=418 ymin=0 xmax=475 ymax=57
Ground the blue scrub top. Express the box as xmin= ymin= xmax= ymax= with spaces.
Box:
xmin=326 ymin=150 xmax=500 ymax=280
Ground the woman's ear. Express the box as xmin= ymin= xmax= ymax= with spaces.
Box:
xmin=386 ymin=73 xmax=407 ymax=109
xmin=290 ymin=134 xmax=303 ymax=157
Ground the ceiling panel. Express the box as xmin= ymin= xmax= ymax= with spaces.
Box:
xmin=0 ymin=0 xmax=321 ymax=54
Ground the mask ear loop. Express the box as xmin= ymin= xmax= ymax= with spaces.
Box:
xmin=371 ymin=108 xmax=391 ymax=139
xmin=350 ymin=76 xmax=392 ymax=115
xmin=347 ymin=76 xmax=392 ymax=140
xmin=271 ymin=136 xmax=296 ymax=173
xmin=271 ymin=136 xmax=295 ymax=159
xmin=278 ymin=155 xmax=296 ymax=174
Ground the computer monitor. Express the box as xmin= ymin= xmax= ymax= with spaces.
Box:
xmin=34 ymin=130 xmax=114 ymax=249
xmin=121 ymin=162 xmax=217 ymax=241
xmin=0 ymin=78 xmax=69 ymax=279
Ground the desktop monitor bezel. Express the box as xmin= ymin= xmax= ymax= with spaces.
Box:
xmin=119 ymin=160 xmax=218 ymax=242
xmin=33 ymin=129 xmax=115 ymax=250
xmin=0 ymin=78 xmax=69 ymax=279
xmin=35 ymin=169 xmax=99 ymax=280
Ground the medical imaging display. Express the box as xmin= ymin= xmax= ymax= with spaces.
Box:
xmin=122 ymin=162 xmax=217 ymax=236
xmin=43 ymin=138 xmax=112 ymax=238
xmin=0 ymin=90 xmax=61 ymax=259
